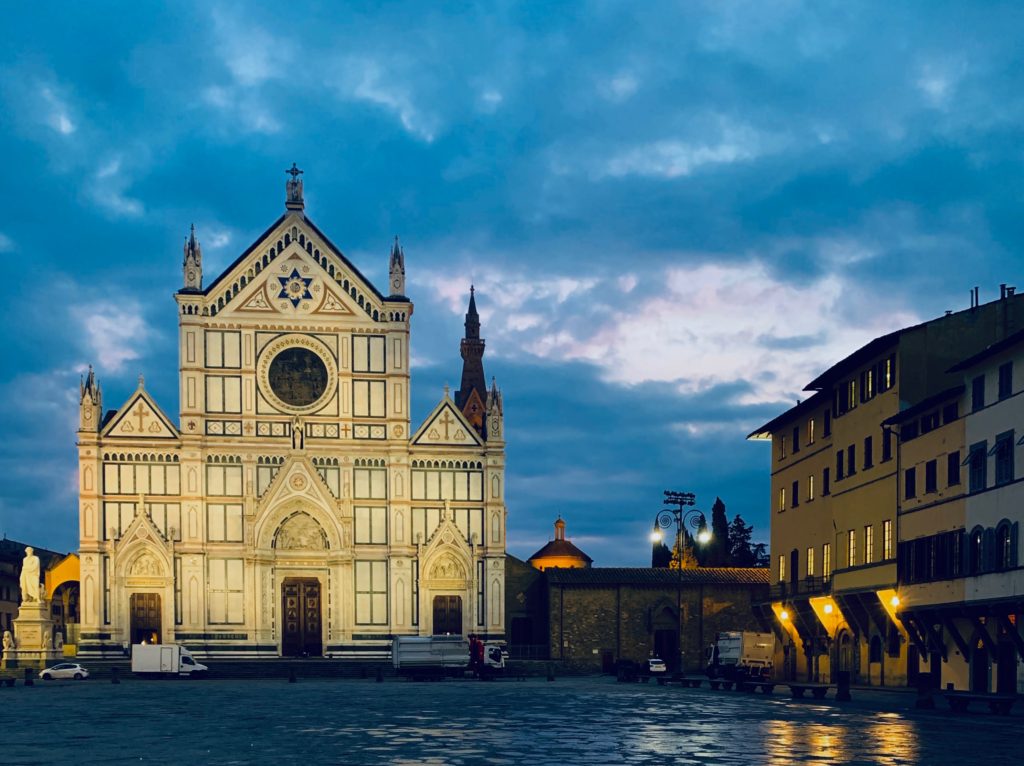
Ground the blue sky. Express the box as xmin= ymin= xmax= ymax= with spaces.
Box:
xmin=2 ymin=2 xmax=1023 ymax=564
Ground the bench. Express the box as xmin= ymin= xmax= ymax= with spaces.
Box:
xmin=944 ymin=691 xmax=1017 ymax=715
xmin=787 ymin=683 xmax=832 ymax=700
xmin=737 ymin=680 xmax=776 ymax=694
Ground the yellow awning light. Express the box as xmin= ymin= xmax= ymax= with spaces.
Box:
xmin=779 ymin=609 xmax=790 ymax=621
xmin=823 ymin=603 xmax=834 ymax=615
xmin=890 ymin=595 xmax=900 ymax=608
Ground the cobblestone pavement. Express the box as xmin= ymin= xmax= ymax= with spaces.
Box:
xmin=2 ymin=675 xmax=1014 ymax=765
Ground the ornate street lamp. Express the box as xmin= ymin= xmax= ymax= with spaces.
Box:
xmin=650 ymin=490 xmax=711 ymax=674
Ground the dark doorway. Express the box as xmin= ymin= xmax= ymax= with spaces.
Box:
xmin=433 ymin=595 xmax=462 ymax=635
xmin=970 ymin=643 xmax=989 ymax=692
xmin=510 ymin=617 xmax=532 ymax=646
xmin=907 ymin=645 xmax=919 ymax=687
xmin=996 ymin=641 xmax=1016 ymax=694
xmin=130 ymin=593 xmax=161 ymax=644
xmin=929 ymin=650 xmax=944 ymax=689
xmin=654 ymin=629 xmax=680 ymax=672
xmin=601 ymin=650 xmax=615 ymax=674
xmin=282 ymin=579 xmax=322 ymax=657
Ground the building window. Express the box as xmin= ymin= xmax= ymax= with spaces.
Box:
xmin=998 ymin=362 xmax=1013 ymax=400
xmin=411 ymin=561 xmax=419 ymax=626
xmin=355 ymin=560 xmax=388 ymax=625
xmin=861 ymin=368 xmax=875 ymax=402
xmin=972 ymin=375 xmax=985 ymax=412
xmin=477 ymin=561 xmax=486 ymax=627
xmin=921 ymin=411 xmax=939 ymax=433
xmin=994 ymin=431 xmax=1015 ymax=486
xmin=354 ymin=468 xmax=388 ymax=499
xmin=968 ymin=442 xmax=987 ymax=493
xmin=847 ymin=380 xmax=857 ymax=412
xmin=823 ymin=467 xmax=831 ymax=496
xmin=354 ymin=506 xmax=388 ymax=544
xmin=353 ymin=335 xmax=386 ymax=373
xmin=353 ymin=379 xmax=386 ymax=418
xmin=806 ymin=546 xmax=815 ymax=577
xmin=969 ymin=528 xmax=984 ymax=574
xmin=847 ymin=530 xmax=857 ymax=568
xmin=205 ymin=375 xmax=242 ymax=414
xmin=778 ymin=554 xmax=786 ymax=583
xmin=925 ymin=460 xmax=938 ymax=493
xmin=207 ymin=503 xmax=243 ymax=542
xmin=779 ymin=436 xmax=787 ymax=460
xmin=947 ymin=450 xmax=961 ymax=486
xmin=823 ymin=543 xmax=832 ymax=580
xmin=882 ymin=429 xmax=893 ymax=462
xmin=792 ymin=426 xmax=800 ymax=453
xmin=863 ymin=436 xmax=873 ymax=470
xmin=791 ymin=480 xmax=800 ymax=508
xmin=996 ymin=524 xmax=1014 ymax=570
xmin=206 ymin=462 xmax=243 ymax=496
xmin=883 ymin=519 xmax=893 ymax=560
xmin=847 ymin=445 xmax=856 ymax=476
xmin=824 ymin=409 xmax=832 ymax=437
xmin=205 ymin=330 xmax=241 ymax=368
xmin=808 ymin=418 xmax=816 ymax=444
xmin=904 ymin=467 xmax=917 ymax=499
xmin=865 ymin=525 xmax=874 ymax=564
xmin=879 ymin=354 xmax=896 ymax=392
xmin=807 ymin=474 xmax=815 ymax=502
xmin=207 ymin=558 xmax=244 ymax=624
xmin=778 ymin=486 xmax=786 ymax=512
xmin=942 ymin=402 xmax=959 ymax=424
xmin=836 ymin=450 xmax=845 ymax=480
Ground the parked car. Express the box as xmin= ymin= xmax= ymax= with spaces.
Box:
xmin=40 ymin=663 xmax=89 ymax=680
xmin=647 ymin=657 xmax=667 ymax=675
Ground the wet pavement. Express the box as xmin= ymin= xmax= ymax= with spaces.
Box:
xmin=2 ymin=675 xmax=1013 ymax=764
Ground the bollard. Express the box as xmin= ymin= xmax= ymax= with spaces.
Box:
xmin=376 ymin=665 xmax=383 ymax=683
xmin=24 ymin=668 xmax=34 ymax=687
xmin=836 ymin=670 xmax=851 ymax=702
xmin=111 ymin=666 xmax=120 ymax=685
xmin=915 ymin=672 xmax=935 ymax=709
xmin=288 ymin=668 xmax=297 ymax=684
xmin=546 ymin=663 xmax=555 ymax=682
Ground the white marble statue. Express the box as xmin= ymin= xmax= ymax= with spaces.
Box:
xmin=2 ymin=630 xmax=14 ymax=651
xmin=19 ymin=547 xmax=41 ymax=603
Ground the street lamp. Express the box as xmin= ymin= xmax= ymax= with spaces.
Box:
xmin=651 ymin=490 xmax=711 ymax=674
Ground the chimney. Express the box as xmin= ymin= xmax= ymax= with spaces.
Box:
xmin=1001 ymin=283 xmax=1007 ymax=300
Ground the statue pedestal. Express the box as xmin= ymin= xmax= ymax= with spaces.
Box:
xmin=2 ymin=600 xmax=61 ymax=669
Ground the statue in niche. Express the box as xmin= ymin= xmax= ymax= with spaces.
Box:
xmin=19 ymin=547 xmax=41 ymax=603
xmin=276 ymin=514 xmax=326 ymax=550
xmin=291 ymin=417 xmax=304 ymax=450
xmin=2 ymin=630 xmax=14 ymax=651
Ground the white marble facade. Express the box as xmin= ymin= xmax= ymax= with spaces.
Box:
xmin=76 ymin=174 xmax=506 ymax=658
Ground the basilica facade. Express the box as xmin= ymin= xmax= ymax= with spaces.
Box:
xmin=76 ymin=170 xmax=506 ymax=658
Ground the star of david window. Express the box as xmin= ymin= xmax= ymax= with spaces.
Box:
xmin=278 ymin=269 xmax=313 ymax=308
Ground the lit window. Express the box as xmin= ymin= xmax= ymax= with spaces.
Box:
xmin=808 ymin=418 xmax=816 ymax=444
xmin=806 ymin=546 xmax=815 ymax=577
xmin=807 ymin=475 xmax=815 ymax=502
xmin=883 ymin=520 xmax=893 ymax=560
xmin=823 ymin=543 xmax=832 ymax=579
xmin=847 ymin=529 xmax=857 ymax=568
xmin=778 ymin=486 xmax=786 ymax=512
xmin=864 ymin=525 xmax=874 ymax=564
xmin=778 ymin=554 xmax=786 ymax=583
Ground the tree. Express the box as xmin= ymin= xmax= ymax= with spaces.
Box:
xmin=651 ymin=540 xmax=672 ymax=568
xmin=707 ymin=497 xmax=731 ymax=566
xmin=728 ymin=514 xmax=756 ymax=566
xmin=752 ymin=542 xmax=770 ymax=568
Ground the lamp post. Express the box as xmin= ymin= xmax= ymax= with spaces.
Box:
xmin=650 ymin=490 xmax=711 ymax=674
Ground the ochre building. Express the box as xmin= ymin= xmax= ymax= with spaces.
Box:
xmin=76 ymin=171 xmax=507 ymax=658
xmin=749 ymin=289 xmax=1024 ymax=687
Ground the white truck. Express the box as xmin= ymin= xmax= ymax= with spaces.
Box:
xmin=705 ymin=631 xmax=774 ymax=681
xmin=392 ymin=635 xmax=507 ymax=680
xmin=131 ymin=644 xmax=209 ymax=678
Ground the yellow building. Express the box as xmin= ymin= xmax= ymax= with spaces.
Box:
xmin=894 ymin=328 xmax=1024 ymax=693
xmin=749 ymin=289 xmax=1024 ymax=686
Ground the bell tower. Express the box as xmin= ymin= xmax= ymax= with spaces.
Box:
xmin=455 ymin=287 xmax=487 ymax=433
xmin=389 ymin=236 xmax=406 ymax=297
xmin=79 ymin=365 xmax=102 ymax=432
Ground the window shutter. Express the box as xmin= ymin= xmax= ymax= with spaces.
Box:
xmin=982 ymin=527 xmax=996 ymax=573
xmin=961 ymin=530 xmax=971 ymax=574
xmin=1011 ymin=522 xmax=1020 ymax=568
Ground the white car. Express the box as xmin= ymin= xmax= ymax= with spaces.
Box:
xmin=40 ymin=663 xmax=89 ymax=681
xmin=647 ymin=657 xmax=667 ymax=675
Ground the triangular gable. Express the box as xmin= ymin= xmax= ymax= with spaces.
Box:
xmin=258 ymin=457 xmax=338 ymax=511
xmin=102 ymin=386 xmax=179 ymax=439
xmin=218 ymin=251 xmax=362 ymax=320
xmin=199 ymin=213 xmax=390 ymax=321
xmin=117 ymin=506 xmax=173 ymax=550
xmin=423 ymin=508 xmax=474 ymax=556
xmin=411 ymin=396 xmax=484 ymax=447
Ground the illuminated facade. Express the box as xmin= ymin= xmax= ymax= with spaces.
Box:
xmin=750 ymin=289 xmax=1024 ymax=686
xmin=894 ymin=328 xmax=1024 ymax=693
xmin=526 ymin=518 xmax=593 ymax=572
xmin=76 ymin=171 xmax=507 ymax=658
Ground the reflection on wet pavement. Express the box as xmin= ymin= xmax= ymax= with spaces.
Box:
xmin=5 ymin=676 xmax=1012 ymax=764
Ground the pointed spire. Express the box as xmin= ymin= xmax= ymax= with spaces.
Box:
xmin=182 ymin=223 xmax=203 ymax=291
xmin=389 ymin=235 xmax=406 ymax=297
xmin=464 ymin=285 xmax=480 ymax=340
xmin=456 ymin=286 xmax=487 ymax=433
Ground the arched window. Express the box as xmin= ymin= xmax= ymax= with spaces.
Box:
xmin=969 ymin=527 xmax=984 ymax=574
xmin=996 ymin=523 xmax=1012 ymax=570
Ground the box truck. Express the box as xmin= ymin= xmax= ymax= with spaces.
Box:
xmin=131 ymin=644 xmax=208 ymax=677
xmin=705 ymin=631 xmax=774 ymax=680
xmin=392 ymin=635 xmax=507 ymax=680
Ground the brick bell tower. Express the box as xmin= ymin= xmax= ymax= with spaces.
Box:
xmin=455 ymin=286 xmax=487 ymax=434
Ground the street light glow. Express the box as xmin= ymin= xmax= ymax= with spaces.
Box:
xmin=650 ymin=530 xmax=663 ymax=543
xmin=780 ymin=610 xmax=789 ymax=621
xmin=823 ymin=603 xmax=834 ymax=615
xmin=696 ymin=529 xmax=712 ymax=544
xmin=890 ymin=595 xmax=900 ymax=608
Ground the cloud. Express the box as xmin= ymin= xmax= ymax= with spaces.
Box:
xmin=339 ymin=58 xmax=440 ymax=142
xmin=70 ymin=301 xmax=152 ymax=372
xmin=600 ymin=131 xmax=764 ymax=179
xmin=40 ymin=85 xmax=75 ymax=135
xmin=88 ymin=158 xmax=144 ymax=218
xmin=0 ymin=232 xmax=13 ymax=252
xmin=601 ymin=72 xmax=639 ymax=102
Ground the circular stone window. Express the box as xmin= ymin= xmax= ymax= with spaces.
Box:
xmin=258 ymin=335 xmax=337 ymax=414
